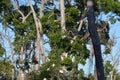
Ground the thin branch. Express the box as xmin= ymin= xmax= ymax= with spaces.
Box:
xmin=82 ymin=32 xmax=90 ymax=40
xmin=43 ymin=41 xmax=49 ymax=45
xmin=0 ymin=31 xmax=14 ymax=65
xmin=14 ymin=0 xmax=25 ymax=18
xmin=25 ymin=10 xmax=32 ymax=19
xmin=54 ymin=20 xmax=60 ymax=22
xmin=97 ymin=24 xmax=108 ymax=32
xmin=71 ymin=18 xmax=85 ymax=43
xmin=22 ymin=10 xmax=32 ymax=23
xmin=77 ymin=18 xmax=85 ymax=32
xmin=33 ymin=0 xmax=41 ymax=4
xmin=14 ymin=0 xmax=32 ymax=23
xmin=71 ymin=19 xmax=87 ymax=43
xmin=48 ymin=12 xmax=54 ymax=19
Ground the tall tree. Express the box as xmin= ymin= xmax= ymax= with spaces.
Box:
xmin=87 ymin=0 xmax=105 ymax=80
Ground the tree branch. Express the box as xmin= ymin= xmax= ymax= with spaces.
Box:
xmin=77 ymin=18 xmax=85 ymax=32
xmin=14 ymin=0 xmax=32 ymax=23
xmin=82 ymin=32 xmax=90 ymax=40
xmin=14 ymin=0 xmax=25 ymax=18
xmin=97 ymin=22 xmax=108 ymax=32
xmin=39 ymin=0 xmax=46 ymax=18
xmin=71 ymin=18 xmax=85 ymax=43
xmin=22 ymin=10 xmax=32 ymax=23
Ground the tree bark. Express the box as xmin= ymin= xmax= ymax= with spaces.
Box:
xmin=39 ymin=0 xmax=45 ymax=18
xmin=87 ymin=0 xmax=105 ymax=80
xmin=28 ymin=0 xmax=45 ymax=70
xmin=60 ymin=0 xmax=66 ymax=34
xmin=16 ymin=46 xmax=25 ymax=80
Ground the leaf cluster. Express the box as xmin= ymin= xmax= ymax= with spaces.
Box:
xmin=0 ymin=44 xmax=5 ymax=57
xmin=101 ymin=0 xmax=120 ymax=16
xmin=0 ymin=60 xmax=13 ymax=79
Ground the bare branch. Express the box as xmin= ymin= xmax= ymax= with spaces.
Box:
xmin=97 ymin=23 xmax=108 ymax=32
xmin=0 ymin=31 xmax=14 ymax=65
xmin=82 ymin=32 xmax=90 ymax=40
xmin=14 ymin=0 xmax=25 ymax=18
xmin=48 ymin=12 xmax=54 ymax=19
xmin=54 ymin=20 xmax=60 ymax=22
xmin=77 ymin=18 xmax=85 ymax=32
xmin=22 ymin=10 xmax=32 ymax=23
xmin=25 ymin=10 xmax=32 ymax=19
xmin=14 ymin=0 xmax=32 ymax=23
xmin=71 ymin=18 xmax=85 ymax=43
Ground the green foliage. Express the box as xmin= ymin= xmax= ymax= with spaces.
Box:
xmin=41 ymin=11 xmax=60 ymax=33
xmin=0 ymin=44 xmax=5 ymax=57
xmin=96 ymin=21 xmax=110 ymax=45
xmin=116 ymin=74 xmax=120 ymax=80
xmin=75 ymin=0 xmax=86 ymax=10
xmin=72 ymin=38 xmax=88 ymax=54
xmin=109 ymin=16 xmax=117 ymax=24
xmin=104 ymin=47 xmax=110 ymax=54
xmin=104 ymin=40 xmax=113 ymax=54
xmin=19 ymin=6 xmax=31 ymax=15
xmin=28 ymin=51 xmax=61 ymax=80
xmin=104 ymin=61 xmax=114 ymax=76
xmin=48 ymin=50 xmax=61 ymax=64
xmin=0 ymin=0 xmax=13 ymax=28
xmin=100 ymin=32 xmax=109 ymax=44
xmin=0 ymin=0 xmax=12 ymax=13
xmin=66 ymin=7 xmax=80 ymax=27
xmin=101 ymin=0 xmax=120 ymax=16
xmin=61 ymin=57 xmax=73 ymax=71
xmin=71 ymin=37 xmax=89 ymax=60
xmin=0 ymin=60 xmax=13 ymax=79
xmin=1 ymin=0 xmax=12 ymax=7
xmin=12 ymin=15 xmax=36 ymax=54
xmin=27 ymin=71 xmax=40 ymax=80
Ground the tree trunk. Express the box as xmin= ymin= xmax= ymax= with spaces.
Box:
xmin=28 ymin=0 xmax=45 ymax=70
xmin=89 ymin=40 xmax=98 ymax=80
xmin=39 ymin=0 xmax=45 ymax=18
xmin=60 ymin=0 xmax=66 ymax=34
xmin=17 ymin=46 xmax=25 ymax=80
xmin=94 ymin=67 xmax=98 ymax=80
xmin=87 ymin=0 xmax=105 ymax=80
xmin=11 ymin=45 xmax=14 ymax=80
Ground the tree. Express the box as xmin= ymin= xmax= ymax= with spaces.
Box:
xmin=0 ymin=0 xmax=120 ymax=80
xmin=87 ymin=0 xmax=105 ymax=80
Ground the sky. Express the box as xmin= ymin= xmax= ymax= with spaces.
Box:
xmin=0 ymin=23 xmax=14 ymax=58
